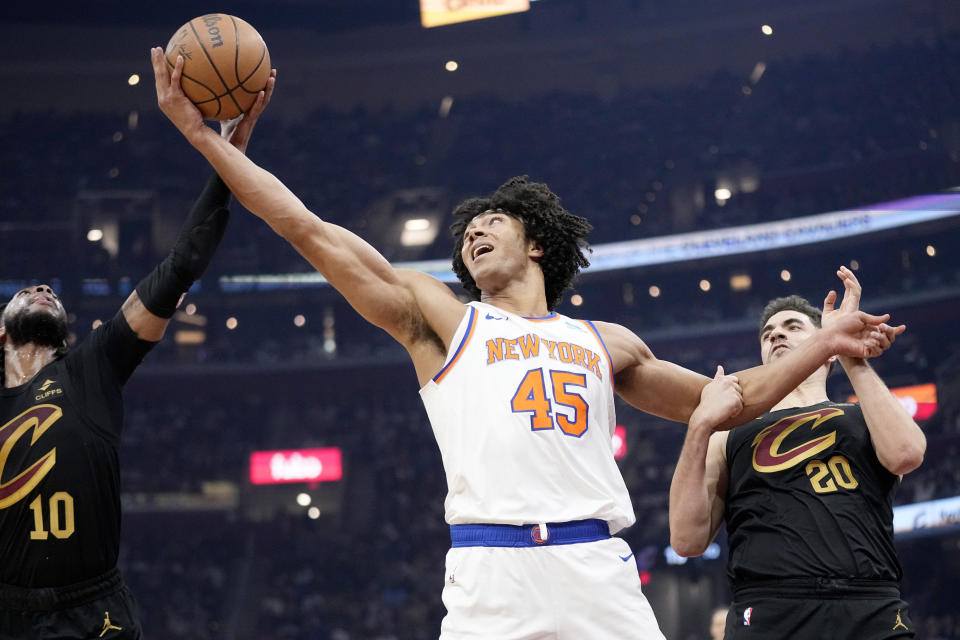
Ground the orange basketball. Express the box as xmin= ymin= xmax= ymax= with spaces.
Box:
xmin=165 ymin=14 xmax=270 ymax=121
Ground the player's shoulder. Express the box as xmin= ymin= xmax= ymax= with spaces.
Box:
xmin=587 ymin=319 xmax=633 ymax=339
xmin=589 ymin=320 xmax=648 ymax=352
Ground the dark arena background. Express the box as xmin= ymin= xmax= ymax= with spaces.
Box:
xmin=3 ymin=1 xmax=960 ymax=638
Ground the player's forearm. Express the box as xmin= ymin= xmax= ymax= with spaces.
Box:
xmin=129 ymin=172 xmax=232 ymax=339
xmin=669 ymin=424 xmax=716 ymax=557
xmin=188 ymin=125 xmax=312 ymax=238
xmin=840 ymin=357 xmax=926 ymax=475
xmin=718 ymin=334 xmax=834 ymax=428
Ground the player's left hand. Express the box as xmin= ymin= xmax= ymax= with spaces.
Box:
xmin=821 ymin=266 xmax=905 ymax=358
xmin=219 ymin=68 xmax=277 ymax=154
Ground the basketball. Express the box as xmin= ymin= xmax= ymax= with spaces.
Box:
xmin=164 ymin=14 xmax=270 ymax=121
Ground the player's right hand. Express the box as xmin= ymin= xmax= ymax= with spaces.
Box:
xmin=151 ymin=47 xmax=206 ymax=141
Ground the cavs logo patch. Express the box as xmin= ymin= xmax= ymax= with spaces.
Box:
xmin=751 ymin=407 xmax=842 ymax=473
xmin=0 ymin=405 xmax=61 ymax=509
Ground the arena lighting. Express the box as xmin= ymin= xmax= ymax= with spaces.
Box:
xmin=401 ymin=218 xmax=438 ymax=247
xmin=445 ymin=60 xmax=458 ymax=72
xmin=439 ymin=96 xmax=454 ymax=118
xmin=173 ymin=329 xmax=205 ymax=345
xmin=405 ymin=218 xmax=431 ymax=231
xmin=87 ymin=229 xmax=103 ymax=242
xmin=730 ymin=273 xmax=752 ymax=291
xmin=127 ymin=74 xmax=140 ymax=86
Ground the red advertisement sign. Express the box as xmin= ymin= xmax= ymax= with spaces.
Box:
xmin=249 ymin=448 xmax=343 ymax=485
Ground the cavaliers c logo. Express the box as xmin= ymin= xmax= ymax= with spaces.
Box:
xmin=0 ymin=405 xmax=61 ymax=509
xmin=751 ymin=407 xmax=842 ymax=473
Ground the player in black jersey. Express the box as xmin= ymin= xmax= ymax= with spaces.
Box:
xmin=0 ymin=88 xmax=272 ymax=639
xmin=669 ymin=267 xmax=926 ymax=639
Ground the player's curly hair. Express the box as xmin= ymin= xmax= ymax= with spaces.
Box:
xmin=758 ymin=295 xmax=822 ymax=335
xmin=450 ymin=176 xmax=592 ymax=311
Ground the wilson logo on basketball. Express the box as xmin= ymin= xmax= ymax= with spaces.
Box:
xmin=751 ymin=407 xmax=842 ymax=473
xmin=0 ymin=405 xmax=62 ymax=509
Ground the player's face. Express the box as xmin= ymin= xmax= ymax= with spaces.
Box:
xmin=1 ymin=285 xmax=68 ymax=348
xmin=5 ymin=285 xmax=65 ymax=320
xmin=759 ymin=310 xmax=818 ymax=365
xmin=460 ymin=210 xmax=541 ymax=288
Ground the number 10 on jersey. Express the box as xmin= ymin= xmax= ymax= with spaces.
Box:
xmin=511 ymin=368 xmax=589 ymax=437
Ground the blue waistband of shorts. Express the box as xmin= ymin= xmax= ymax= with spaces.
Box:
xmin=450 ymin=519 xmax=610 ymax=548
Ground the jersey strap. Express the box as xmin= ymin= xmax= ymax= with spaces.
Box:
xmin=433 ymin=306 xmax=478 ymax=383
xmin=579 ymin=319 xmax=615 ymax=390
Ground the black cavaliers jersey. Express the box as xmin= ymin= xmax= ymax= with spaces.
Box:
xmin=724 ymin=401 xmax=902 ymax=584
xmin=0 ymin=312 xmax=153 ymax=587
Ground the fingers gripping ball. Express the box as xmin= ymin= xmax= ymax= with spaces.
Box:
xmin=165 ymin=14 xmax=270 ymax=120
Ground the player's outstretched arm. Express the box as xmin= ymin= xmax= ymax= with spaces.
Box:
xmin=150 ymin=48 xmax=463 ymax=351
xmin=669 ymin=367 xmax=739 ymax=557
xmin=827 ymin=268 xmax=925 ymax=475
xmin=600 ymin=278 xmax=894 ymax=427
xmin=124 ymin=71 xmax=272 ymax=342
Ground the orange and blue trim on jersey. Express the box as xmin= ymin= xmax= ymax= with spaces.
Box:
xmin=433 ymin=306 xmax=478 ymax=383
xmin=580 ymin=320 xmax=615 ymax=391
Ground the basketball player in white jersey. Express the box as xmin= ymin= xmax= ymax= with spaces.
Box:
xmin=152 ymin=50 xmax=901 ymax=639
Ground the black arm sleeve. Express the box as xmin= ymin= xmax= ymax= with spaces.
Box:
xmin=134 ymin=172 xmax=232 ymax=318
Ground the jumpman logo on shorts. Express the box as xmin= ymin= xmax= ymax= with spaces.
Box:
xmin=99 ymin=611 xmax=123 ymax=637
xmin=892 ymin=608 xmax=908 ymax=631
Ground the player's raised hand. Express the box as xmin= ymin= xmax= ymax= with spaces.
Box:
xmin=822 ymin=265 xmax=862 ymax=324
xmin=151 ymin=47 xmax=206 ymax=141
xmin=220 ymin=68 xmax=277 ymax=155
xmin=821 ymin=266 xmax=905 ymax=358
xmin=690 ymin=366 xmax=743 ymax=431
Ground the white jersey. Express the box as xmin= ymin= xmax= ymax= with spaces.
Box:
xmin=420 ymin=301 xmax=635 ymax=534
